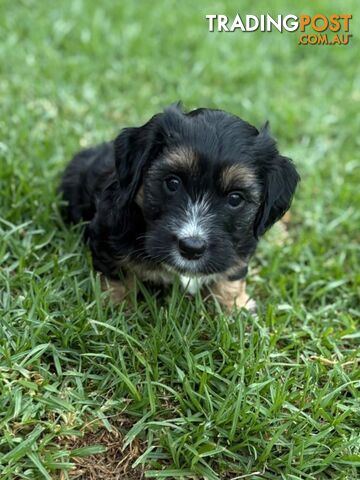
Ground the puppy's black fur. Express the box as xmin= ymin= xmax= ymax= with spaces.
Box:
xmin=60 ymin=104 xmax=300 ymax=285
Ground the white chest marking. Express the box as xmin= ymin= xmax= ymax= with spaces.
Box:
xmin=180 ymin=276 xmax=203 ymax=294
xmin=179 ymin=274 xmax=219 ymax=295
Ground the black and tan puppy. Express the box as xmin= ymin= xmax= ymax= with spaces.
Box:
xmin=60 ymin=104 xmax=299 ymax=310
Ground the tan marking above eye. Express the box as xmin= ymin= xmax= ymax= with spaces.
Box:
xmin=165 ymin=146 xmax=198 ymax=171
xmin=221 ymin=164 xmax=258 ymax=191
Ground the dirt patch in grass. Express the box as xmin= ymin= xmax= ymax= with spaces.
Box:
xmin=60 ymin=421 xmax=146 ymax=480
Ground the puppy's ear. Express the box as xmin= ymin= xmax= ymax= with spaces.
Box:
xmin=254 ymin=154 xmax=300 ymax=238
xmin=114 ymin=117 xmax=163 ymax=207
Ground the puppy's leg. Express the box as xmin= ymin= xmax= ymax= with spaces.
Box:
xmin=100 ymin=274 xmax=136 ymax=305
xmin=210 ymin=278 xmax=256 ymax=312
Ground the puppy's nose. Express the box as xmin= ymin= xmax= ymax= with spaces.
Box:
xmin=178 ymin=236 xmax=207 ymax=260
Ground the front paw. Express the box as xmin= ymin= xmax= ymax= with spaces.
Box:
xmin=100 ymin=274 xmax=136 ymax=305
xmin=242 ymin=297 xmax=257 ymax=314
xmin=210 ymin=278 xmax=256 ymax=313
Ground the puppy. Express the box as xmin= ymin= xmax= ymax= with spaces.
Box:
xmin=60 ymin=104 xmax=300 ymax=310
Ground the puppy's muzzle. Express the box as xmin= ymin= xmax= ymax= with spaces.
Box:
xmin=178 ymin=236 xmax=207 ymax=260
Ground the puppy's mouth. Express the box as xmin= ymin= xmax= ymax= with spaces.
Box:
xmin=163 ymin=254 xmax=211 ymax=276
xmin=163 ymin=241 xmax=221 ymax=276
xmin=162 ymin=233 xmax=210 ymax=275
xmin=144 ymin=228 xmax=228 ymax=276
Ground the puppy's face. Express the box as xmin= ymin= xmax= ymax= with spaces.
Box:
xmin=141 ymin=147 xmax=261 ymax=276
xmin=115 ymin=105 xmax=300 ymax=277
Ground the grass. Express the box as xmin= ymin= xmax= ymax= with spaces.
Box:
xmin=0 ymin=0 xmax=359 ymax=478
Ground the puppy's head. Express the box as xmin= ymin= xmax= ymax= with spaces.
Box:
xmin=114 ymin=104 xmax=300 ymax=276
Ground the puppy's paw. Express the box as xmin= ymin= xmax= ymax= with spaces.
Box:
xmin=243 ymin=297 xmax=257 ymax=314
xmin=232 ymin=295 xmax=257 ymax=315
xmin=100 ymin=275 xmax=136 ymax=305
xmin=210 ymin=278 xmax=256 ymax=313
xmin=101 ymin=276 xmax=126 ymax=304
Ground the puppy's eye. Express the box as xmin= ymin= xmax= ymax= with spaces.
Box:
xmin=164 ymin=175 xmax=181 ymax=193
xmin=227 ymin=191 xmax=244 ymax=208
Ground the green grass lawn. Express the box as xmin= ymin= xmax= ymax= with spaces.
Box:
xmin=0 ymin=0 xmax=359 ymax=478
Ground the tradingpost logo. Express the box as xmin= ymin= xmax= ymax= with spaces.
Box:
xmin=205 ymin=14 xmax=353 ymax=46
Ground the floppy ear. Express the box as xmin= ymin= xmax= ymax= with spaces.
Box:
xmin=254 ymin=155 xmax=300 ymax=238
xmin=87 ymin=119 xmax=165 ymax=275
xmin=114 ymin=120 xmax=163 ymax=208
